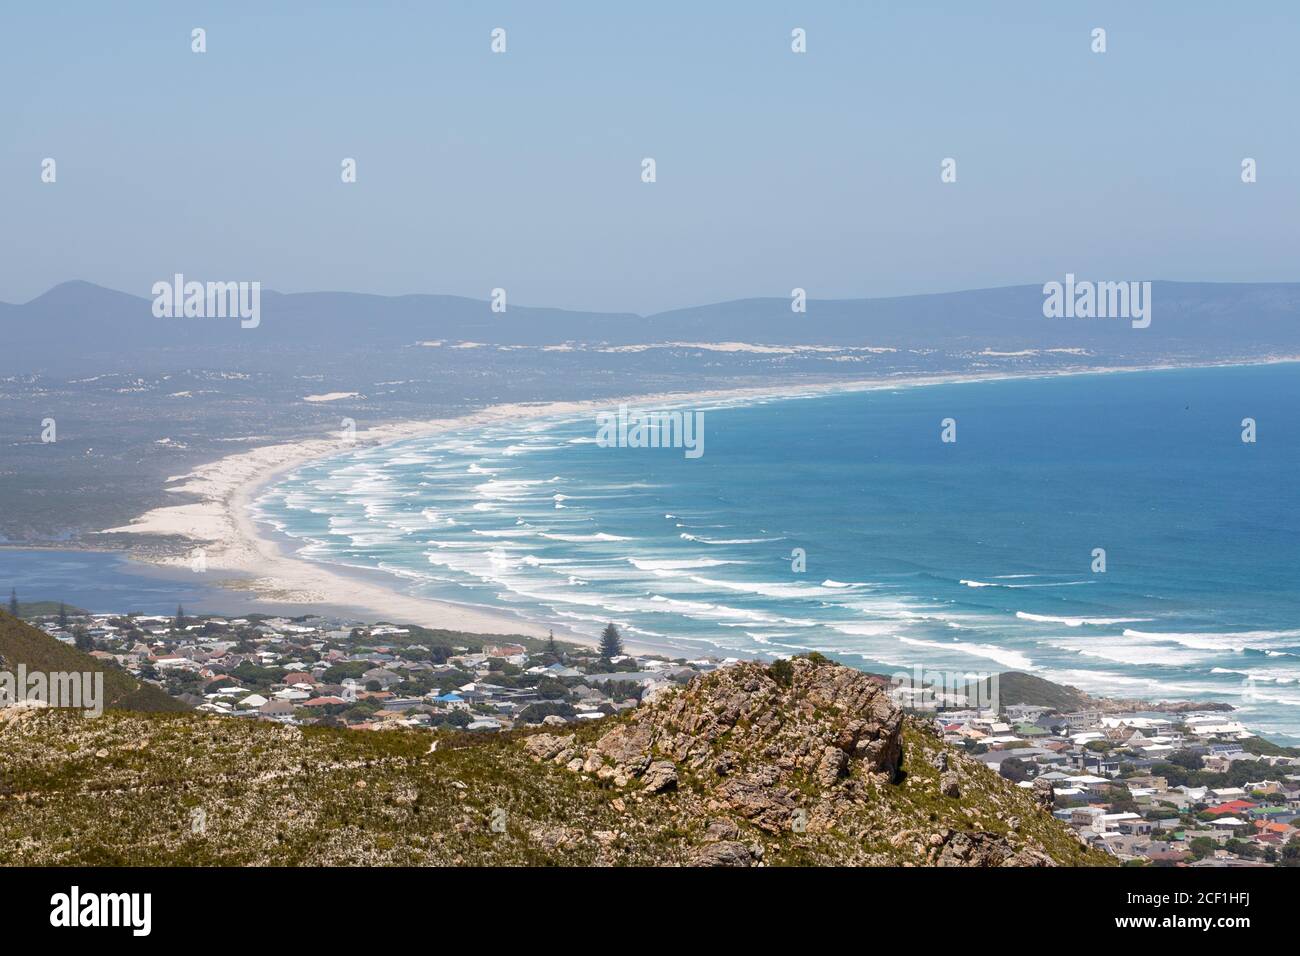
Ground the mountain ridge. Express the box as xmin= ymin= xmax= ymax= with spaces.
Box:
xmin=4 ymin=279 xmax=1299 ymax=373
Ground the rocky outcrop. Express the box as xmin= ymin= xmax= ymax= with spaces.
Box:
xmin=628 ymin=656 xmax=901 ymax=778
xmin=522 ymin=732 xmax=575 ymax=763
xmin=511 ymin=657 xmax=1100 ymax=867
xmin=703 ymin=818 xmax=740 ymax=842
xmin=933 ymin=829 xmax=1055 ymax=867
xmin=689 ymin=841 xmax=759 ymax=867
xmin=532 ymin=657 xmax=904 ymax=835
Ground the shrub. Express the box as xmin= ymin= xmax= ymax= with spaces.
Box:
xmin=767 ymin=658 xmax=794 ymax=687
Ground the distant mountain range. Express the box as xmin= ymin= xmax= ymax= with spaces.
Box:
xmin=4 ymin=279 xmax=1299 ymax=373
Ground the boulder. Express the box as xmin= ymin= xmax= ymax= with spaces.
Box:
xmin=703 ymin=818 xmax=740 ymax=843
xmin=717 ymin=771 xmax=799 ymax=833
xmin=642 ymin=760 xmax=678 ymax=794
xmin=595 ymin=722 xmax=653 ymax=775
xmin=522 ymin=733 xmax=574 ymax=763
xmin=816 ymin=746 xmax=848 ymax=788
xmin=688 ymin=841 xmax=756 ymax=867
xmin=933 ymin=830 xmax=1056 ymax=868
xmin=939 ymin=772 xmax=961 ymax=799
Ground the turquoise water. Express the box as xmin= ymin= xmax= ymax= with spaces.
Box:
xmin=256 ymin=364 xmax=1300 ymax=742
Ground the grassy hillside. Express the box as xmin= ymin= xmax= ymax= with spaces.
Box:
xmin=0 ymin=660 xmax=1109 ymax=867
xmin=0 ymin=610 xmax=187 ymax=713
xmin=11 ymin=601 xmax=89 ymax=618
xmin=990 ymin=672 xmax=1093 ymax=711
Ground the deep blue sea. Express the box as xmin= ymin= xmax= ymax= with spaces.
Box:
xmin=255 ymin=364 xmax=1300 ymax=742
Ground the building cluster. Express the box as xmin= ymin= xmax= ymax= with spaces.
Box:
xmin=930 ymin=701 xmax=1300 ymax=866
xmin=40 ymin=609 xmax=718 ymax=732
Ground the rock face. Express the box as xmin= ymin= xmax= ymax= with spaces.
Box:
xmin=550 ymin=658 xmax=904 ymax=839
xmin=933 ymin=830 xmax=1055 ymax=867
xmin=522 ymin=733 xmax=575 ymax=763
xmin=632 ymin=656 xmax=902 ymax=779
xmin=689 ymin=841 xmax=758 ymax=867
xmin=1032 ymin=777 xmax=1056 ymax=810
xmin=515 ymin=657 xmax=1095 ymax=867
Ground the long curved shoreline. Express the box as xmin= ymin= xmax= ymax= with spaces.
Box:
xmin=99 ymin=357 xmax=1299 ymax=642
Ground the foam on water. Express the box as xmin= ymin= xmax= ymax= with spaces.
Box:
xmin=255 ymin=363 xmax=1300 ymax=741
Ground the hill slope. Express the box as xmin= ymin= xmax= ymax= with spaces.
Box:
xmin=0 ymin=610 xmax=187 ymax=713
xmin=988 ymin=672 xmax=1095 ymax=712
xmin=990 ymin=670 xmax=1234 ymax=715
xmin=0 ymin=657 xmax=1106 ymax=866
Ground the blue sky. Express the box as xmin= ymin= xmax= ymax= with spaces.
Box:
xmin=3 ymin=1 xmax=1297 ymax=313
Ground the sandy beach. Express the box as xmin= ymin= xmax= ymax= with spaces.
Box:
xmin=98 ymin=403 xmax=604 ymax=638
xmin=96 ymin=374 xmax=976 ymax=637
xmin=97 ymin=358 xmax=1298 ymax=641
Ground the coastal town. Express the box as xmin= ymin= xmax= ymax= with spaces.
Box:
xmin=21 ymin=601 xmax=1300 ymax=869
xmin=929 ymin=691 xmax=1300 ymax=867
xmin=25 ymin=602 xmax=711 ymax=733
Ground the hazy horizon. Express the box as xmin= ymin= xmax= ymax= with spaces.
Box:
xmin=5 ymin=1 xmax=1298 ymax=313
xmin=12 ymin=274 xmax=1300 ymax=317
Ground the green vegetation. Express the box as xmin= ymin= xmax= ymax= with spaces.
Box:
xmin=766 ymin=658 xmax=794 ymax=687
xmin=998 ymin=757 xmax=1031 ymax=783
xmin=598 ymin=622 xmax=624 ymax=661
xmin=1240 ymin=736 xmax=1300 ymax=759
xmin=0 ymin=610 xmax=186 ymax=713
xmin=6 ymin=597 xmax=90 ymax=619
xmin=991 ymin=672 xmax=1092 ymax=711
xmin=1149 ymin=755 xmax=1285 ymax=791
xmin=0 ymin=704 xmax=1108 ymax=867
xmin=518 ymin=701 xmax=576 ymax=723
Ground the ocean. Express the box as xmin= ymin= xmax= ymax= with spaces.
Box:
xmin=254 ymin=363 xmax=1300 ymax=742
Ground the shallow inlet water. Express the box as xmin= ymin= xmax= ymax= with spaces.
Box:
xmin=0 ymin=549 xmax=253 ymax=618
